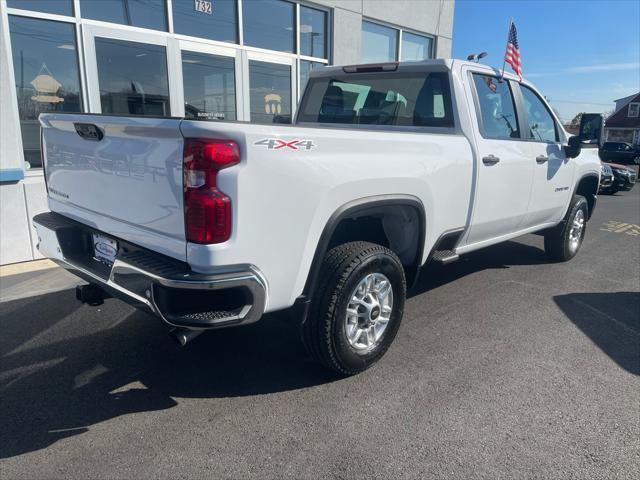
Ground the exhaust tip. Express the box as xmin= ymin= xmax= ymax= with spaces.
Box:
xmin=170 ymin=328 xmax=203 ymax=347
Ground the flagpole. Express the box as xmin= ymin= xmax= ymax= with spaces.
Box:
xmin=500 ymin=18 xmax=513 ymax=81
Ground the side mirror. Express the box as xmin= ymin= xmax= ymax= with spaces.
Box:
xmin=565 ymin=135 xmax=582 ymax=158
xmin=578 ymin=113 xmax=605 ymax=147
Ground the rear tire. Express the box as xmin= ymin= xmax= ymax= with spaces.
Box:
xmin=544 ymin=195 xmax=588 ymax=262
xmin=302 ymin=241 xmax=406 ymax=375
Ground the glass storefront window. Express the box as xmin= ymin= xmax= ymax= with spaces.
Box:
xmin=95 ymin=38 xmax=170 ymax=116
xmin=7 ymin=0 xmax=73 ymax=16
xmin=401 ymin=32 xmax=432 ymax=61
xmin=300 ymin=6 xmax=326 ymax=59
xmin=172 ymin=0 xmax=237 ymax=43
xmin=243 ymin=0 xmax=294 ymax=53
xmin=182 ymin=51 xmax=236 ymax=121
xmin=299 ymin=60 xmax=323 ymax=94
xmin=249 ymin=60 xmax=291 ymax=123
xmin=361 ymin=21 xmax=398 ymax=63
xmin=80 ymin=0 xmax=167 ymax=31
xmin=8 ymin=15 xmax=82 ymax=169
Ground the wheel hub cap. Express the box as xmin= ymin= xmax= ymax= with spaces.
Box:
xmin=568 ymin=209 xmax=585 ymax=253
xmin=345 ymin=273 xmax=394 ymax=351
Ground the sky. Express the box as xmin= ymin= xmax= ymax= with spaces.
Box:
xmin=452 ymin=0 xmax=640 ymax=123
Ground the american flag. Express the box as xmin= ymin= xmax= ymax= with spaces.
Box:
xmin=504 ymin=22 xmax=522 ymax=80
xmin=483 ymin=75 xmax=497 ymax=93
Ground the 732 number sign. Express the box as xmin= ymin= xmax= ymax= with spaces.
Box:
xmin=194 ymin=0 xmax=212 ymax=14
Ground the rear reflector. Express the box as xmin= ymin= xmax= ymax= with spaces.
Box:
xmin=183 ymin=139 xmax=240 ymax=244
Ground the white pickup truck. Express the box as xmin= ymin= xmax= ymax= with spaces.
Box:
xmin=34 ymin=59 xmax=601 ymax=375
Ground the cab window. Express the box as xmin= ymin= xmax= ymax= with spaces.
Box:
xmin=520 ymin=85 xmax=558 ymax=142
xmin=472 ymin=74 xmax=520 ymax=139
xmin=297 ymin=71 xmax=454 ymax=128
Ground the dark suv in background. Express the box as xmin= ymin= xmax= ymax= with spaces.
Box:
xmin=599 ymin=142 xmax=640 ymax=165
xmin=607 ymin=163 xmax=637 ymax=193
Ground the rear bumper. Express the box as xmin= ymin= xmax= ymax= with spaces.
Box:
xmin=33 ymin=212 xmax=266 ymax=330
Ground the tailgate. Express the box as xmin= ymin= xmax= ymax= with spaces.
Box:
xmin=40 ymin=114 xmax=186 ymax=261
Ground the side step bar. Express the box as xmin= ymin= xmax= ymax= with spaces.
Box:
xmin=429 ymin=228 xmax=464 ymax=265
xmin=432 ymin=249 xmax=459 ymax=265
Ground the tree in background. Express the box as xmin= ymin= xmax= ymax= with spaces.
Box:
xmin=570 ymin=112 xmax=585 ymax=129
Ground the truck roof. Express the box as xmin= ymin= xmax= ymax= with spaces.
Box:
xmin=311 ymin=58 xmax=523 ymax=84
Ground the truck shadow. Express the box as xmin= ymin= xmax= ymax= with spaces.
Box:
xmin=0 ymin=239 xmax=560 ymax=458
xmin=410 ymin=239 xmax=548 ymax=297
xmin=553 ymin=292 xmax=640 ymax=375
xmin=0 ymin=290 xmax=335 ymax=459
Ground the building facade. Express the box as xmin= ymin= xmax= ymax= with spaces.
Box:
xmin=0 ymin=0 xmax=454 ymax=265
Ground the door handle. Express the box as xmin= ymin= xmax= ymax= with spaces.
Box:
xmin=482 ymin=154 xmax=500 ymax=165
xmin=536 ymin=155 xmax=549 ymax=163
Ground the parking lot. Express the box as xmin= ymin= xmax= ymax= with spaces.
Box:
xmin=1 ymin=187 xmax=638 ymax=479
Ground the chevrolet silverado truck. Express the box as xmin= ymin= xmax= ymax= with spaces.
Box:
xmin=34 ymin=59 xmax=601 ymax=375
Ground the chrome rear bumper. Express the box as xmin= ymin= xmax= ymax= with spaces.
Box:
xmin=33 ymin=212 xmax=266 ymax=329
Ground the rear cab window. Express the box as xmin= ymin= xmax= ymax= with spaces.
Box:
xmin=297 ymin=70 xmax=454 ymax=128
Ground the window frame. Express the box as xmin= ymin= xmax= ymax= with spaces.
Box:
xmin=246 ymin=56 xmax=294 ymax=124
xmin=361 ymin=19 xmax=399 ymax=63
xmin=628 ymin=102 xmax=639 ymax=118
xmin=469 ymin=72 xmax=523 ymax=141
xmin=5 ymin=12 xmax=85 ymax=171
xmin=361 ymin=18 xmax=435 ymax=63
xmin=296 ymin=67 xmax=458 ymax=133
xmin=298 ymin=4 xmax=327 ymax=59
xmin=400 ymin=30 xmax=433 ymax=62
xmin=79 ymin=0 xmax=168 ymax=32
xmin=6 ymin=0 xmax=74 ymax=17
xmin=241 ymin=0 xmax=296 ymax=54
xmin=171 ymin=0 xmax=238 ymax=44
xmin=517 ymin=83 xmax=560 ymax=143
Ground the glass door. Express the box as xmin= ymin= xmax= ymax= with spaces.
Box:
xmin=82 ymin=24 xmax=181 ymax=116
xmin=242 ymin=51 xmax=296 ymax=124
xmin=175 ymin=40 xmax=240 ymax=121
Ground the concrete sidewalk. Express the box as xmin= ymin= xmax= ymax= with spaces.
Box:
xmin=0 ymin=259 xmax=83 ymax=303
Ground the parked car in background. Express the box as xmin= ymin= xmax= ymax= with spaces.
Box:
xmin=599 ymin=163 xmax=614 ymax=193
xmin=599 ymin=142 xmax=640 ymax=165
xmin=607 ymin=163 xmax=637 ymax=193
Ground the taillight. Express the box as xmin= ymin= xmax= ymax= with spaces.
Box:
xmin=183 ymin=138 xmax=240 ymax=244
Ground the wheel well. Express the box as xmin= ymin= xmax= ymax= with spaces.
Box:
xmin=575 ymin=175 xmax=598 ymax=220
xmin=303 ymin=200 xmax=426 ymax=297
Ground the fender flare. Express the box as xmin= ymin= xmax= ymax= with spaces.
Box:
xmin=572 ymin=172 xmax=599 ymax=220
xmin=297 ymin=194 xmax=426 ymax=310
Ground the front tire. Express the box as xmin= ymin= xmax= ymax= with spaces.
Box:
xmin=544 ymin=195 xmax=588 ymax=262
xmin=303 ymin=241 xmax=406 ymax=375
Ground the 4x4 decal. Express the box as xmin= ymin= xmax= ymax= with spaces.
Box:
xmin=254 ymin=138 xmax=316 ymax=151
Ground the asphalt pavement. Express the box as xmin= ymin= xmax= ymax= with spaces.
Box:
xmin=1 ymin=188 xmax=639 ymax=479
